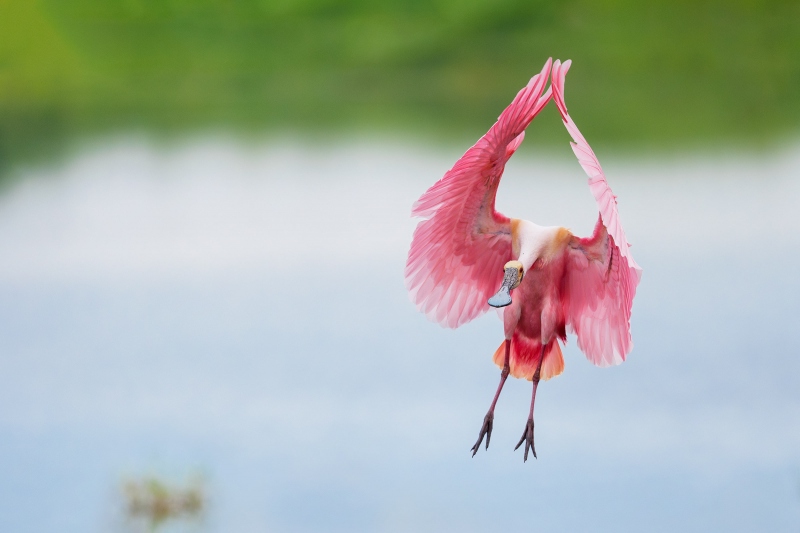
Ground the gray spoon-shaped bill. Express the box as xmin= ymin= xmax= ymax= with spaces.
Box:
xmin=487 ymin=266 xmax=521 ymax=308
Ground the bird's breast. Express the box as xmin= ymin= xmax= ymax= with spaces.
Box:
xmin=512 ymin=259 xmax=568 ymax=341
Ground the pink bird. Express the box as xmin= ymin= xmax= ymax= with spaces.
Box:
xmin=405 ymin=58 xmax=642 ymax=461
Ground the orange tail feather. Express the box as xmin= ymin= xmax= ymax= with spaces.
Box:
xmin=492 ymin=334 xmax=565 ymax=381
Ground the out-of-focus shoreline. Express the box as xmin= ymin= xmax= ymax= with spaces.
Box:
xmin=3 ymin=0 xmax=799 ymax=174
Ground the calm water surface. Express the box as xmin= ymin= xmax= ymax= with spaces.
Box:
xmin=0 ymin=139 xmax=799 ymax=532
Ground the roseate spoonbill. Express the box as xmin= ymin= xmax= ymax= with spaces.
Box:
xmin=405 ymin=58 xmax=641 ymax=461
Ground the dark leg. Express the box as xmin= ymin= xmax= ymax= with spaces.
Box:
xmin=471 ymin=339 xmax=511 ymax=457
xmin=515 ymin=343 xmax=546 ymax=461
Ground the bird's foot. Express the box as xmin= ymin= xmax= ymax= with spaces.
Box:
xmin=470 ymin=412 xmax=494 ymax=457
xmin=514 ymin=418 xmax=536 ymax=461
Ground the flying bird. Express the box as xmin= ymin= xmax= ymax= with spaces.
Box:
xmin=405 ymin=58 xmax=642 ymax=461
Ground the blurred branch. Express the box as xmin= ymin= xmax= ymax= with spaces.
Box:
xmin=122 ymin=475 xmax=205 ymax=532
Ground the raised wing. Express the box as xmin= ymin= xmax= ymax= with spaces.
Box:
xmin=406 ymin=58 xmax=553 ymax=328
xmin=552 ymin=59 xmax=643 ymax=366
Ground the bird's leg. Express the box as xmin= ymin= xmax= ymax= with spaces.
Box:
xmin=471 ymin=339 xmax=511 ymax=457
xmin=515 ymin=344 xmax=546 ymax=461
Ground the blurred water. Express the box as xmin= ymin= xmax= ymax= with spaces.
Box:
xmin=0 ymin=138 xmax=799 ymax=532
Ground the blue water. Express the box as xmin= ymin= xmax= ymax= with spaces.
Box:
xmin=0 ymin=140 xmax=798 ymax=532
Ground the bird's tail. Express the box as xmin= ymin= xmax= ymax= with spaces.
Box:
xmin=492 ymin=334 xmax=564 ymax=381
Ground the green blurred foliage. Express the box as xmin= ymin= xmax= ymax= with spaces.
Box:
xmin=1 ymin=0 xmax=799 ymax=170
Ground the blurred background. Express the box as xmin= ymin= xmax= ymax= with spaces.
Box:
xmin=1 ymin=1 xmax=799 ymax=532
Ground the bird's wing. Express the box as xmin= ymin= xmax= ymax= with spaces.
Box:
xmin=406 ymin=58 xmax=553 ymax=328
xmin=552 ymin=59 xmax=642 ymax=366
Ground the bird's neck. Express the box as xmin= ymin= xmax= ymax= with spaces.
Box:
xmin=511 ymin=219 xmax=571 ymax=271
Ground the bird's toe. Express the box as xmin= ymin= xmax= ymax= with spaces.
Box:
xmin=514 ymin=418 xmax=536 ymax=462
xmin=470 ymin=412 xmax=494 ymax=457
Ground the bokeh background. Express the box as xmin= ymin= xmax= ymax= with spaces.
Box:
xmin=1 ymin=1 xmax=799 ymax=532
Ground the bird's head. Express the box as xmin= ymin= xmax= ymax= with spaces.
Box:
xmin=487 ymin=260 xmax=524 ymax=308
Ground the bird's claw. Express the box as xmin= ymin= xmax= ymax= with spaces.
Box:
xmin=514 ymin=418 xmax=536 ymax=461
xmin=470 ymin=412 xmax=494 ymax=457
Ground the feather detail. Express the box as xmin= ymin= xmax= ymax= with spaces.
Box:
xmin=492 ymin=335 xmax=564 ymax=381
xmin=405 ymin=58 xmax=554 ymax=328
xmin=552 ymin=59 xmax=642 ymax=366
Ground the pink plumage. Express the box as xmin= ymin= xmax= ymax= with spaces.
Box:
xmin=406 ymin=58 xmax=552 ymax=328
xmin=552 ymin=58 xmax=643 ymax=367
xmin=405 ymin=58 xmax=641 ymax=461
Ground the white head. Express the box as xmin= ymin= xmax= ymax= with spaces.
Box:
xmin=487 ymin=220 xmax=572 ymax=308
xmin=513 ymin=220 xmax=561 ymax=271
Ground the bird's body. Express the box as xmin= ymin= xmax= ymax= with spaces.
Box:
xmin=405 ymin=58 xmax=641 ymax=460
xmin=494 ymin=221 xmax=571 ymax=381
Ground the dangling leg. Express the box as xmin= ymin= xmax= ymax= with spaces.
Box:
xmin=471 ymin=339 xmax=511 ymax=457
xmin=515 ymin=343 xmax=546 ymax=461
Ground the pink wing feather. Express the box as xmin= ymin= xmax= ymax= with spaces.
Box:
xmin=406 ymin=58 xmax=553 ymax=328
xmin=552 ymin=59 xmax=643 ymax=366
